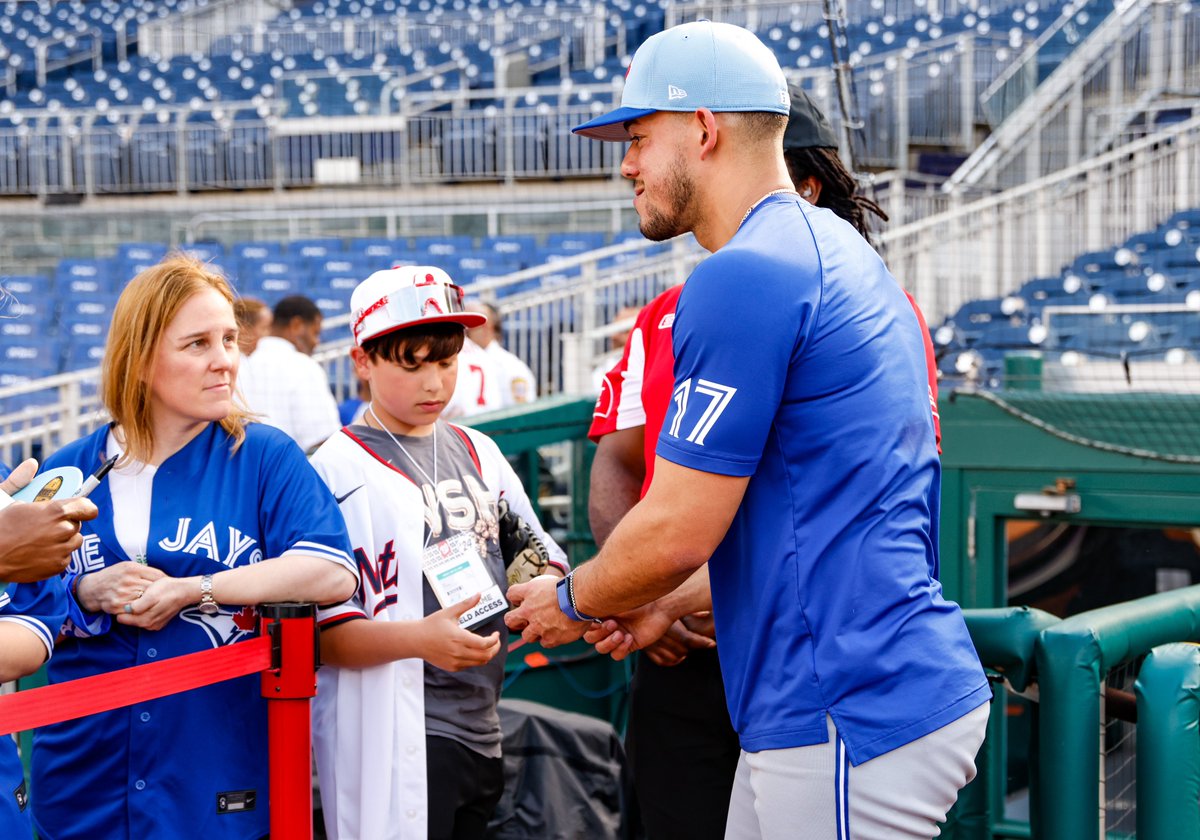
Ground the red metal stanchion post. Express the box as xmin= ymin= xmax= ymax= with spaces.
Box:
xmin=260 ymin=603 xmax=319 ymax=840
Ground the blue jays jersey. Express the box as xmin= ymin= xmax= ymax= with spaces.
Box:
xmin=0 ymin=577 xmax=66 ymax=838
xmin=32 ymin=422 xmax=354 ymax=840
xmin=0 ymin=460 xmax=10 ymax=596
xmin=658 ymin=194 xmax=988 ymax=764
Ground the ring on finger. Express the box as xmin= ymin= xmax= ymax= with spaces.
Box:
xmin=134 ymin=589 xmax=144 ymax=599
xmin=123 ymin=603 xmax=133 ymax=614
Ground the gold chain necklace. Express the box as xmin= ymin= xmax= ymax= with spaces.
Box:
xmin=738 ymin=188 xmax=799 ymax=229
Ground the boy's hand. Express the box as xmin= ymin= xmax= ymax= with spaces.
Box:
xmin=419 ymin=593 xmax=502 ymax=672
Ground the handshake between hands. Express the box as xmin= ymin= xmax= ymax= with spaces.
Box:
xmin=505 ymin=575 xmax=716 ymax=667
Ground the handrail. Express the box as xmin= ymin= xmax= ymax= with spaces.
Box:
xmin=1036 ymin=585 xmax=1200 ymax=840
xmin=948 ymin=0 xmax=1156 ymax=190
xmin=35 ymin=26 xmax=103 ymax=89
xmin=883 ymin=112 xmax=1200 ymax=240
xmin=978 ymin=0 xmax=1113 ymax=125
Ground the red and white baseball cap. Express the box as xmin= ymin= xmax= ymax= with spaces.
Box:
xmin=350 ymin=265 xmax=486 ymax=346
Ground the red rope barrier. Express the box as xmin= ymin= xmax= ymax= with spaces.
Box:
xmin=0 ymin=635 xmax=272 ymax=737
xmin=0 ymin=605 xmax=318 ymax=840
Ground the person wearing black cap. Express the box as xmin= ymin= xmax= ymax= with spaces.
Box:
xmin=584 ymin=81 xmax=943 ymax=840
xmin=508 ymin=20 xmax=987 ymax=840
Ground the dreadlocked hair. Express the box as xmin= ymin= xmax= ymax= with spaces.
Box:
xmin=784 ymin=146 xmax=888 ymax=247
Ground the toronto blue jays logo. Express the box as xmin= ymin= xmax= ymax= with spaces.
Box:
xmin=179 ymin=604 xmax=258 ymax=648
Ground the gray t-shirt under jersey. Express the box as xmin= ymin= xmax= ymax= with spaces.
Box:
xmin=350 ymin=421 xmax=507 ymax=759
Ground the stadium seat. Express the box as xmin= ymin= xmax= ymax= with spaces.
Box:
xmin=347 ymin=238 xmax=401 ymax=263
xmin=0 ymin=275 xmax=52 ymax=299
xmin=311 ymin=293 xmax=350 ymax=320
xmin=0 ymin=339 xmax=59 ymax=374
xmin=414 ymin=236 xmax=476 ymax=258
xmin=64 ymin=339 xmax=107 ymax=371
xmin=116 ymin=242 xmax=168 ymax=264
xmin=289 ymin=238 xmax=344 ymax=261
xmin=56 ymin=259 xmax=115 ymax=295
xmin=241 ymin=258 xmax=309 ymax=300
xmin=944 ymin=297 xmax=1027 ymax=345
xmin=482 ymin=235 xmax=538 ymax=264
xmin=974 ymin=323 xmax=1042 ymax=350
xmin=180 ymin=242 xmax=226 ymax=263
xmin=232 ymin=241 xmax=284 ymax=262
xmin=544 ymin=232 xmax=607 ymax=255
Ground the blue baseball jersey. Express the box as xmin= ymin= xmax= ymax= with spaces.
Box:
xmin=0 ymin=577 xmax=66 ymax=838
xmin=658 ymin=194 xmax=989 ymax=764
xmin=32 ymin=422 xmax=354 ymax=840
xmin=0 ymin=461 xmax=9 ymax=596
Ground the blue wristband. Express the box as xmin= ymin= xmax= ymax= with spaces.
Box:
xmin=556 ymin=572 xmax=602 ymax=623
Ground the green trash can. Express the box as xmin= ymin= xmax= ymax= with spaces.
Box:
xmin=1005 ymin=353 xmax=1044 ymax=391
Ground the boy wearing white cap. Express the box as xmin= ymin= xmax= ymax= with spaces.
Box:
xmin=309 ymin=266 xmax=568 ymax=840
xmin=509 ymin=20 xmax=989 ymax=840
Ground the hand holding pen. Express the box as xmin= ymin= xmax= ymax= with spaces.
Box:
xmin=0 ymin=459 xmax=100 ymax=582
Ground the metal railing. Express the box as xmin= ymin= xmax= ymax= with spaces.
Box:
xmin=978 ymin=0 xmax=1115 ymax=128
xmin=665 ymin=0 xmax=1036 ymax=30
xmin=35 ymin=27 xmax=103 ymax=89
xmin=0 ymin=23 xmax=1023 ymax=200
xmin=879 ymin=113 xmax=1200 ymax=325
xmin=0 ymin=237 xmax=698 ymax=455
xmin=950 ymin=0 xmax=1200 ymax=191
xmin=0 ymin=87 xmax=625 ymax=198
xmin=139 ymin=0 xmax=297 ymax=61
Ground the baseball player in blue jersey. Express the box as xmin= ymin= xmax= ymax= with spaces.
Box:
xmin=507 ymin=21 xmax=989 ymax=840
xmin=31 ymin=254 xmax=357 ymax=840
xmin=0 ymin=577 xmax=67 ymax=838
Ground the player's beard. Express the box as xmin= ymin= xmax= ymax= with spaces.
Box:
xmin=638 ymin=152 xmax=697 ymax=242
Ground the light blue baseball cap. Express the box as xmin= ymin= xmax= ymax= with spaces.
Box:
xmin=573 ymin=20 xmax=789 ymax=142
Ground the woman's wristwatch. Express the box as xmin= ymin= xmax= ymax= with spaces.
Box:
xmin=198 ymin=574 xmax=220 ymax=616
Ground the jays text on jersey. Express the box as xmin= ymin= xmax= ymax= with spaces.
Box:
xmin=658 ymin=194 xmax=988 ymax=764
xmin=32 ymin=422 xmax=354 ymax=840
xmin=309 ymin=422 xmax=566 ymax=840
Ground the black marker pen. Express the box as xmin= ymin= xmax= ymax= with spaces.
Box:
xmin=78 ymin=454 xmax=118 ymax=498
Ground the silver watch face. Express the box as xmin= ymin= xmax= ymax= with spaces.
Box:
xmin=198 ymin=599 xmax=220 ymax=616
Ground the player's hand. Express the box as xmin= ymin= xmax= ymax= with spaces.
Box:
xmin=641 ymin=616 xmax=717 ymax=667
xmin=0 ymin=467 xmax=101 ymax=583
xmin=76 ymin=561 xmax=166 ymax=616
xmin=581 ymin=601 xmax=680 ymax=662
xmin=505 ymin=574 xmax=589 ymax=648
xmin=417 ymin=594 xmax=502 ymax=672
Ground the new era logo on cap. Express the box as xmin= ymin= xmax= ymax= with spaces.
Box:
xmin=573 ymin=20 xmax=788 ymax=141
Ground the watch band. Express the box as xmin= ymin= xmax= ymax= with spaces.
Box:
xmin=555 ymin=571 xmax=602 ymax=623
xmin=198 ymin=574 xmax=219 ymax=614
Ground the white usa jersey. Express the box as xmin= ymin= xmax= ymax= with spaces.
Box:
xmin=309 ymin=423 xmax=565 ymax=840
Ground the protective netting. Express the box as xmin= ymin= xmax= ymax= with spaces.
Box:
xmin=1102 ymin=658 xmax=1140 ymax=839
xmin=959 ymin=389 xmax=1200 ymax=464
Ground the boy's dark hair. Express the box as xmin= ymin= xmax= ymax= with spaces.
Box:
xmin=361 ymin=322 xmax=465 ymax=365
xmin=272 ymin=294 xmax=323 ymax=328
xmin=784 ymin=146 xmax=888 ymax=247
